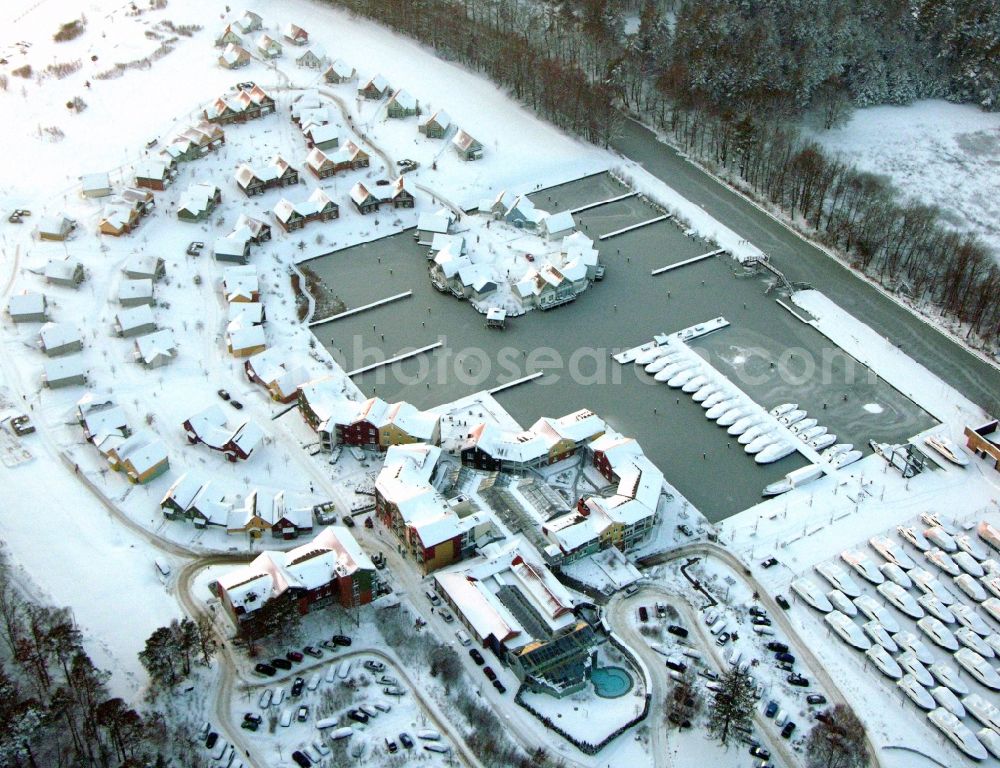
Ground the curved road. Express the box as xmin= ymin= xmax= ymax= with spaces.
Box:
xmin=610 ymin=118 xmax=1000 ymax=411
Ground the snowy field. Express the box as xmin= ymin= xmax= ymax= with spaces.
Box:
xmin=809 ymin=100 xmax=1000 ymax=264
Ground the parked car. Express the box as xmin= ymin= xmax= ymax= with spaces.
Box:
xmin=624 ymin=584 xmax=640 ymax=596
xmin=186 ymin=241 xmax=204 ymax=256
xmin=385 ymin=737 xmax=398 ymax=753
xmin=287 ymin=651 xmax=304 ymax=663
xmin=752 ymin=616 xmax=772 ymax=626
xmin=254 ymin=663 xmax=276 ymax=677
xmin=229 ymin=400 xmax=243 ymax=410
xmin=258 ymin=689 xmax=273 ymax=708
xmin=383 ymin=685 xmax=405 ymax=696
xmin=492 ymin=679 xmax=507 ymax=693
xmin=780 ymin=722 xmax=796 ymax=739
xmin=806 ymin=694 xmax=827 ymax=705
xmin=764 ymin=701 xmax=778 ymax=718
xmin=677 ymin=523 xmax=694 ymax=537
xmin=787 ymin=673 xmax=809 ymax=687
xmin=378 ymin=674 xmax=398 ymax=686
xmin=297 ymin=706 xmax=309 ymax=722
xmin=303 ymin=646 xmax=322 ymax=658
xmin=439 ymin=609 xmax=454 ymax=623
xmin=399 ymin=732 xmax=414 ymax=749
xmin=656 ymin=602 xmax=667 ymax=618
xmin=216 ymin=389 xmax=230 ymax=401
xmin=715 ymin=631 xmax=731 ymax=646
xmin=342 ymin=514 xmax=356 ymax=527
xmin=749 ymin=606 xmax=767 ymax=617
xmin=699 ymin=668 xmax=719 ymax=681
xmin=271 ymin=658 xmax=292 ymax=671
xmin=761 ymin=557 xmax=779 ymax=569
xmin=364 ymin=659 xmax=386 ymax=673
xmin=667 ymin=624 xmax=689 ymax=638
xmin=205 ymin=732 xmax=218 ymax=749
xmin=483 ymin=666 xmax=497 ymax=682
xmin=750 ymin=746 xmax=771 ymax=759
xmin=331 ymin=635 xmax=352 ymax=647
xmin=638 ymin=606 xmax=649 ymax=622
xmin=775 ymin=595 xmax=791 ymax=610
xmin=291 ymin=677 xmax=305 ymax=697
xmin=469 ymin=648 xmax=485 ymax=665
xmin=243 ymin=713 xmax=262 ymax=726
xmin=375 ymin=179 xmax=391 ymax=186
xmin=775 ymin=652 xmax=795 ymax=664
xmin=348 ymin=710 xmax=369 ymax=724
xmin=766 ymin=642 xmax=789 ymax=653
xmin=240 ymin=719 xmax=258 ymax=731
xmin=291 ymin=750 xmax=311 ymax=767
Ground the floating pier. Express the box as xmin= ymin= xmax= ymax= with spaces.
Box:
xmin=488 ymin=371 xmax=544 ymax=394
xmin=651 ymin=248 xmax=725 ymax=276
xmin=346 ymin=341 xmax=442 ymax=377
xmin=309 ymin=291 xmax=412 ymax=327
xmin=598 ymin=214 xmax=671 ymax=241
xmin=613 ymin=317 xmax=729 ymax=364
xmin=569 ymin=192 xmax=638 ymax=215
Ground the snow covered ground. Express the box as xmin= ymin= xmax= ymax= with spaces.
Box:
xmin=808 ymin=100 xmax=1000 ymax=264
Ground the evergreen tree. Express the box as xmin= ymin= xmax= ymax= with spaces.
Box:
xmin=707 ymin=666 xmax=754 ymax=745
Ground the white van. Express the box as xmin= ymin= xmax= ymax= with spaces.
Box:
xmin=358 ymin=704 xmax=378 ymax=719
xmin=704 ymin=609 xmax=719 ymax=626
xmin=752 ymin=624 xmax=775 ymax=636
xmin=425 ymin=589 xmax=441 ymax=606
xmin=328 ymin=726 xmax=353 ymax=740
xmin=417 ymin=729 xmax=441 ymax=741
xmin=775 ymin=710 xmax=788 ymax=727
xmin=709 ymin=618 xmax=728 ymax=636
xmin=279 ymin=709 xmax=293 ymax=727
xmin=307 ymin=673 xmax=320 ymax=691
xmin=271 ymin=687 xmax=285 ymax=706
xmin=455 ymin=630 xmax=471 ymax=647
xmin=727 ymin=648 xmax=743 ymax=667
xmin=315 ymin=717 xmax=340 ymax=730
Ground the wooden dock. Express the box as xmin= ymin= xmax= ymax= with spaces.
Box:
xmin=346 ymin=341 xmax=442 ymax=377
xmin=598 ymin=214 xmax=671 ymax=241
xmin=309 ymin=291 xmax=412 ymax=327
xmin=569 ymin=192 xmax=638 ymax=215
xmin=651 ymin=249 xmax=725 ymax=276
xmin=488 ymin=371 xmax=544 ymax=394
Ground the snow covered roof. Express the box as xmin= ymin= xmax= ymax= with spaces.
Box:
xmin=177 ymin=184 xmax=219 ymax=217
xmin=214 ymin=234 xmax=249 ymax=259
xmin=219 ymin=43 xmax=251 ymax=66
xmin=43 ymin=356 xmax=85 ymax=382
xmin=452 ymin=129 xmax=481 ymax=152
xmin=423 ymin=109 xmax=451 ymax=130
xmin=228 ymin=324 xmax=266 ymax=352
xmin=119 ymin=278 xmax=153 ymax=302
xmin=296 ymin=45 xmax=326 ymax=64
xmin=184 ymin=404 xmax=229 ymax=447
xmin=228 ymin=301 xmax=264 ymax=329
xmin=81 ymin=405 xmax=129 ymax=444
xmin=387 ymin=402 xmax=439 ymax=441
xmin=542 ymin=210 xmax=574 ymax=235
xmin=305 ymin=123 xmax=340 ymax=145
xmin=37 ymin=216 xmax=73 ymax=237
xmin=273 ymin=188 xmax=334 ymax=223
xmin=135 ymin=160 xmax=169 ymax=181
xmin=362 ymin=73 xmax=389 ymax=93
xmin=39 ymin=322 xmax=80 ymax=350
xmin=134 ymin=329 xmax=177 ymax=365
xmin=161 ymin=471 xmax=209 ymax=511
xmin=388 ymin=89 xmax=417 ymax=110
xmin=325 ymin=59 xmax=354 ymax=79
xmin=417 ymin=212 xmax=451 ymax=234
xmin=229 ymin=421 xmax=264 ymax=456
xmin=115 ymin=304 xmax=155 ymax=332
xmin=115 ymin=430 xmax=167 ymax=474
xmin=245 ymin=347 xmax=288 ymax=382
xmin=350 ymin=182 xmax=375 ymax=206
xmin=81 ymin=172 xmax=111 ymax=194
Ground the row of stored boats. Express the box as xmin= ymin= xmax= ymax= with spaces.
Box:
xmin=633 ymin=344 xmax=861 ymax=477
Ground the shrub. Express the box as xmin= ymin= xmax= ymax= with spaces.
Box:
xmin=12 ymin=65 xmax=32 ymax=78
xmin=54 ymin=19 xmax=86 ymax=42
xmin=46 ymin=60 xmax=82 ymax=79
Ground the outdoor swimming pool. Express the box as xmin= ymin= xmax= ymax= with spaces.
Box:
xmin=591 ymin=666 xmax=633 ymax=698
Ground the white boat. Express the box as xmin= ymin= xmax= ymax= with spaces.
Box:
xmin=728 ymin=414 xmax=763 ymax=436
xmin=862 ymin=619 xmax=898 ymax=652
xmin=822 ymin=443 xmax=852 ymax=459
xmin=930 ymin=686 xmax=966 ymax=718
xmin=702 ymin=391 xmax=730 ymax=409
xmin=963 ymin=693 xmax=1000 ymax=734
xmin=898 ymin=652 xmax=935 ymax=687
xmin=745 ymin=434 xmax=778 ymax=455
xmin=633 ymin=346 xmax=665 ymax=365
xmin=681 ymin=374 xmax=709 ymax=393
xmin=644 ymin=352 xmax=680 ymax=373
xmin=755 ymin=441 xmax=797 ymax=464
xmin=763 ymin=463 xmax=823 ymax=497
xmin=955 ymin=534 xmax=989 ymax=562
xmin=926 ymin=548 xmax=961 ymax=577
xmin=779 ymin=409 xmax=807 ymax=426
xmin=829 ymin=449 xmax=862 ymax=469
xmin=980 ymin=728 xmax=1000 ymax=760
xmin=769 ymin=403 xmax=797 ymax=417
xmin=790 ymin=578 xmax=833 ymax=612
xmin=910 ymin=568 xmax=955 ymax=605
xmin=922 ymin=512 xmax=957 ymax=535
xmin=828 ymin=590 xmax=858 ymax=616
xmin=842 ymin=550 xmax=885 ymax=585
xmin=917 ymin=617 xmax=959 ymax=652
xmin=897 ymin=674 xmax=935 ymax=710
xmin=824 ymin=610 xmax=871 ymax=649
xmin=982 ymin=597 xmax=1000 ymax=623
xmin=956 ymin=627 xmax=994 ymax=658
xmin=895 ymin=631 xmax=937 ymax=665
xmin=739 ymin=423 xmax=771 ymax=445
xmin=717 ymin=407 xmax=748 ymax=427
xmin=810 ymin=433 xmax=837 ymax=451
xmin=788 ymin=417 xmax=818 ymax=434
xmin=817 ymin=562 xmax=863 ymax=598
xmin=953 ymin=574 xmax=987 ymax=603
xmin=925 ymin=526 xmax=958 ymax=552
xmin=692 ymin=383 xmax=719 ymax=402
xmin=879 ymin=562 xmax=913 ymax=589
xmin=924 ymin=435 xmax=970 ymax=467
xmin=952 ymin=604 xmax=991 ymax=637
xmin=865 ymin=645 xmax=902 ymax=679
xmin=797 ymin=425 xmax=827 ymax=442
xmin=854 ymin=594 xmax=899 ymax=632
xmin=927 ymin=708 xmax=988 ymax=761
xmin=654 ymin=362 xmax=693 ymax=382
xmin=877 ymin=581 xmax=923 ymax=619
xmin=667 ymin=368 xmax=700 ymax=388
xmin=981 ymin=559 xmax=999 ymax=577
xmin=916 ymin=594 xmax=955 ymax=624
xmin=898 ymin=526 xmax=932 ymax=552
xmin=955 ymin=648 xmax=1000 ymax=690
xmin=705 ymin=399 xmax=739 ymax=419
xmin=985 ymin=575 xmax=1000 ymax=600
xmin=987 ymin=635 xmax=1000 ymax=658
xmin=977 ymin=521 xmax=1000 ymax=553
xmin=929 ymin=662 xmax=968 ymax=695
xmin=870 ymin=535 xmax=916 ymax=570
xmin=953 ymin=551 xmax=984 ymax=578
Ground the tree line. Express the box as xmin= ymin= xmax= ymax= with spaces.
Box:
xmin=0 ymin=548 xmax=179 ymax=768
xmin=326 ymin=0 xmax=999 ymax=347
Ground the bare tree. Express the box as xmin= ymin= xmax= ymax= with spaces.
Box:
xmin=806 ymin=704 xmax=869 ymax=768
